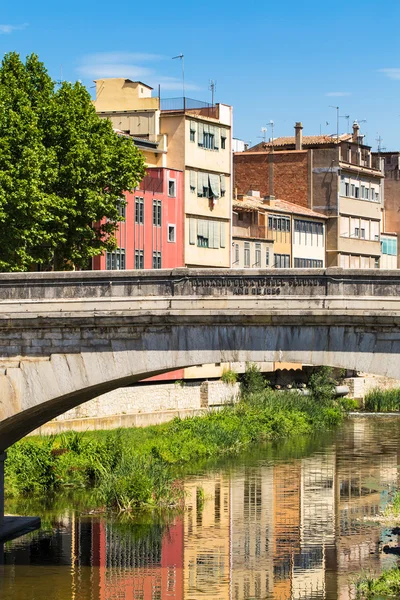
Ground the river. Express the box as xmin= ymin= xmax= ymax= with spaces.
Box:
xmin=1 ymin=415 xmax=400 ymax=599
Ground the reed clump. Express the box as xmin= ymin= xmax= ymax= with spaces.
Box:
xmin=5 ymin=365 xmax=345 ymax=512
xmin=364 ymin=388 xmax=400 ymax=412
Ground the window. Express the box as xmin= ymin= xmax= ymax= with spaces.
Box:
xmin=244 ymin=242 xmax=250 ymax=267
xmin=117 ymin=199 xmax=126 ymax=218
xmin=374 ymin=257 xmax=380 ymax=268
xmin=266 ymin=248 xmax=270 ymax=266
xmin=190 ymin=121 xmax=196 ymax=142
xmin=106 ymin=248 xmax=126 ymax=270
xmin=153 ymin=200 xmax=162 ymax=226
xmin=381 ymin=237 xmax=398 ymax=255
xmin=275 ymin=254 xmax=290 ymax=268
xmin=189 ymin=170 xmax=196 ymax=193
xmin=168 ymin=224 xmax=176 ymax=243
xmin=255 ymin=243 xmax=261 ymax=267
xmin=152 ymin=251 xmax=161 ymax=269
xmin=371 ymin=189 xmax=375 ymax=201
xmin=294 ymin=258 xmax=323 ymax=268
xmin=221 ymin=137 xmax=226 ymax=149
xmin=354 ymin=227 xmax=360 ymax=238
xmin=135 ymin=250 xmax=144 ymax=269
xmin=234 ymin=243 xmax=239 ymax=264
xmin=197 ymin=171 xmax=220 ymax=199
xmin=168 ymin=179 xmax=176 ymax=197
xmin=135 ymin=197 xmax=144 ymax=224
xmin=351 ymin=184 xmax=355 ymax=197
xmin=268 ymin=215 xmax=290 ymax=232
xmin=238 ymin=212 xmax=243 ymax=221
xmin=294 ymin=219 xmax=323 ymax=234
xmin=354 ymin=186 xmax=359 ymax=199
xmin=203 ymin=132 xmax=215 ymax=149
xmin=345 ymin=182 xmax=349 ymax=196
xmin=190 ymin=218 xmax=224 ymax=249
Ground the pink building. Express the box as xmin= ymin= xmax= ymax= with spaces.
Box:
xmin=93 ymin=167 xmax=184 ymax=271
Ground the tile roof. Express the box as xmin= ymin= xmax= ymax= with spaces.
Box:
xmin=249 ymin=134 xmax=352 ymax=152
xmin=233 ymin=196 xmax=327 ymax=219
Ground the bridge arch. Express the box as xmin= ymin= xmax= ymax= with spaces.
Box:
xmin=0 ymin=267 xmax=398 ymax=450
xmin=0 ymin=319 xmax=399 ymax=451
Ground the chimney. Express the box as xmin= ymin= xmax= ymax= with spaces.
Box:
xmin=295 ymin=122 xmax=303 ymax=150
xmin=352 ymin=121 xmax=360 ymax=143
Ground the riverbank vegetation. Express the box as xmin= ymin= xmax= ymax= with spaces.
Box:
xmin=5 ymin=366 xmax=346 ymax=513
xmin=364 ymin=388 xmax=400 ymax=412
xmin=356 ymin=567 xmax=400 ymax=598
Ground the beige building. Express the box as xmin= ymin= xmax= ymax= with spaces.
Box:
xmin=236 ymin=122 xmax=392 ymax=269
xmin=94 ymin=78 xmax=232 ymax=267
xmin=233 ymin=193 xmax=326 ymax=268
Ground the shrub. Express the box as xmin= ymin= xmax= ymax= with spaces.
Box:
xmin=221 ymin=369 xmax=238 ymax=385
xmin=240 ymin=363 xmax=267 ymax=397
xmin=308 ymin=366 xmax=336 ymax=404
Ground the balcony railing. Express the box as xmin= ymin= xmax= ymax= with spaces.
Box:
xmin=160 ymin=97 xmax=212 ymax=111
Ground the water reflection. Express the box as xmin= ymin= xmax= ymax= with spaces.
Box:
xmin=2 ymin=417 xmax=400 ymax=599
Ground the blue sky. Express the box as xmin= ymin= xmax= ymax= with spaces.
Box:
xmin=2 ymin=0 xmax=400 ymax=150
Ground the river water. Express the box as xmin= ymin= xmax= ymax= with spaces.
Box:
xmin=2 ymin=415 xmax=400 ymax=600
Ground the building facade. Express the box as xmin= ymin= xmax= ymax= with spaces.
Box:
xmin=94 ymin=78 xmax=232 ymax=268
xmin=93 ymin=167 xmax=184 ymax=271
xmin=234 ymin=122 xmax=390 ymax=269
xmin=232 ymin=194 xmax=326 ymax=269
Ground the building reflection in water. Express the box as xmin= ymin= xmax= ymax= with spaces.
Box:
xmin=3 ymin=417 xmax=400 ymax=600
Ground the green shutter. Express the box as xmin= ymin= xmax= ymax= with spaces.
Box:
xmin=197 ymin=171 xmax=203 ymax=196
xmin=189 ymin=170 xmax=196 ymax=190
xmin=189 ymin=218 xmax=196 ymax=245
xmin=220 ymin=174 xmax=226 ymax=194
xmin=198 ymin=123 xmax=204 ymax=145
xmin=220 ymin=222 xmax=226 ymax=248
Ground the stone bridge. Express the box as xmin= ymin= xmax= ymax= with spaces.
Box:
xmin=0 ymin=267 xmax=399 ymax=540
xmin=0 ymin=267 xmax=399 ymax=452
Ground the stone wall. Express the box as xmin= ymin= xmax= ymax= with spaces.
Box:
xmin=31 ymin=380 xmax=241 ymax=435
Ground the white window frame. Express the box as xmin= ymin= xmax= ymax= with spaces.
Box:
xmin=167 ymin=224 xmax=176 ymax=243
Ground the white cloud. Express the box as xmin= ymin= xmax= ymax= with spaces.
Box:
xmin=78 ymin=52 xmax=201 ymax=91
xmin=0 ymin=23 xmax=28 ymax=34
xmin=379 ymin=68 xmax=400 ymax=80
xmin=79 ymin=63 xmax=152 ymax=79
xmin=325 ymin=91 xmax=352 ymax=97
xmin=157 ymin=76 xmax=201 ymax=91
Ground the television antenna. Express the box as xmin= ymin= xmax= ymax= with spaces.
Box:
xmin=258 ymin=127 xmax=268 ymax=142
xmin=376 ymin=134 xmax=385 ymax=153
xmin=329 ymin=105 xmax=339 ymax=141
xmin=339 ymin=114 xmax=350 ymax=133
xmin=209 ymin=80 xmax=216 ymax=106
xmin=172 ymin=54 xmax=185 ymax=98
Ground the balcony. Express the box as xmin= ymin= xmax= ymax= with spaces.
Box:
xmin=160 ymin=97 xmax=219 ymax=119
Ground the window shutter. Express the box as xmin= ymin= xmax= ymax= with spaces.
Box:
xmin=190 ymin=170 xmax=196 ymax=190
xmin=197 ymin=171 xmax=203 ymax=195
xmin=203 ymin=122 xmax=209 ymax=134
xmin=209 ymin=173 xmax=220 ymax=198
xmin=198 ymin=123 xmax=204 ymax=145
xmin=214 ymin=127 xmax=220 ymax=149
xmin=189 ymin=218 xmax=196 ymax=245
xmin=220 ymin=174 xmax=226 ymax=194
xmin=190 ymin=120 xmax=196 ymax=131
xmin=213 ymin=221 xmax=220 ymax=248
xmin=220 ymin=222 xmax=226 ymax=247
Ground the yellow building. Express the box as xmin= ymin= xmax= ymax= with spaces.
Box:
xmin=233 ymin=193 xmax=327 ymax=268
xmin=94 ymin=78 xmax=232 ymax=267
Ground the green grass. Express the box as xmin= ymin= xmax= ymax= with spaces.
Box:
xmin=5 ymin=379 xmax=345 ymax=513
xmin=356 ymin=568 xmax=400 ymax=598
xmin=364 ymin=388 xmax=400 ymax=412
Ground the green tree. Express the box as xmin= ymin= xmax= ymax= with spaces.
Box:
xmin=0 ymin=52 xmax=146 ymax=271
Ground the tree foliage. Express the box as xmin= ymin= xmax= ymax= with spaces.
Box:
xmin=0 ymin=52 xmax=146 ymax=271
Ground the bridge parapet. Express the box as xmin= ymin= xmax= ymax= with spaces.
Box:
xmin=0 ymin=268 xmax=399 ymax=301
